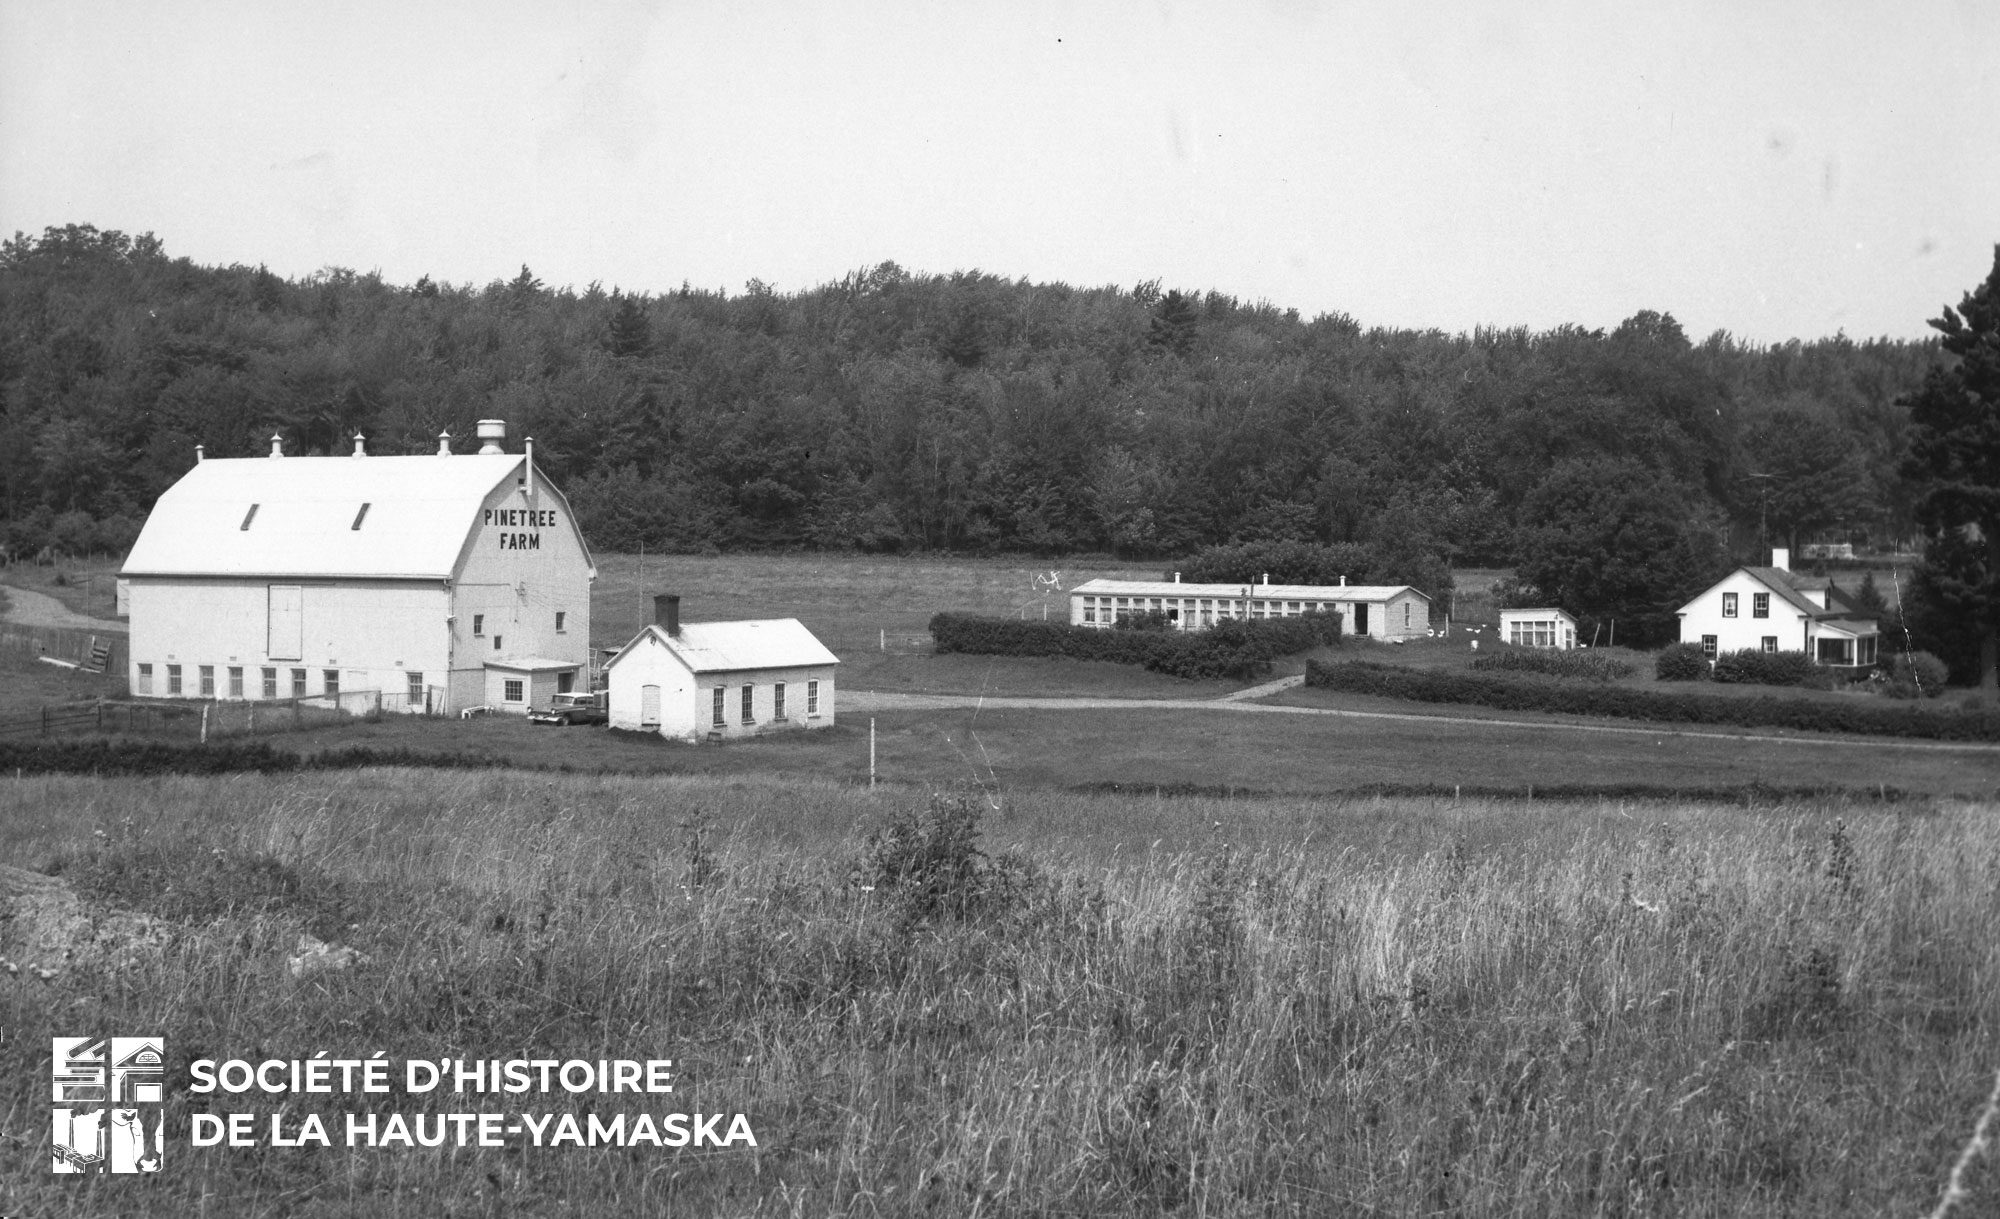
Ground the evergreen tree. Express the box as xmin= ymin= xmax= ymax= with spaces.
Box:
xmin=1901 ymin=245 xmax=2000 ymax=691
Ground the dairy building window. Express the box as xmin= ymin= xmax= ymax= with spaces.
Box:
xmin=504 ymin=680 xmax=524 ymax=703
xmin=167 ymin=665 xmax=182 ymax=696
xmin=137 ymin=664 xmax=153 ymax=695
xmin=228 ymin=667 xmax=243 ymax=698
xmin=263 ymin=668 xmax=277 ymax=699
xmin=291 ymin=669 xmax=307 ymax=697
xmin=712 ymin=687 xmax=726 ymax=727
xmin=807 ymin=680 xmax=821 ymax=716
xmin=407 ymin=672 xmax=424 ymax=706
xmin=324 ymin=670 xmax=340 ymax=697
xmin=774 ymin=682 xmax=787 ymax=720
xmin=741 ymin=684 xmax=755 ymax=724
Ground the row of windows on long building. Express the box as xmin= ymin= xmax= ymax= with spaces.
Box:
xmin=702 ymin=680 xmax=821 ymax=728
xmin=135 ymin=663 xmax=430 ymax=706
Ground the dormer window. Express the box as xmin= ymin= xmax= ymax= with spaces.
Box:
xmin=240 ymin=504 xmax=259 ymax=530
xmin=351 ymin=503 xmax=371 ymax=530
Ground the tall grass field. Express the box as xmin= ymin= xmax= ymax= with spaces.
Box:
xmin=3 ymin=769 xmax=1996 ymax=1216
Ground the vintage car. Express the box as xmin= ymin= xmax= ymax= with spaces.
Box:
xmin=527 ymin=691 xmax=608 ymax=726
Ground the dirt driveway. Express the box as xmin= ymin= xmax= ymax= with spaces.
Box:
xmin=0 ymin=584 xmax=125 ymax=633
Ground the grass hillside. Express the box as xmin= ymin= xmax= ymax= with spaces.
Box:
xmin=3 ymin=770 xmax=1996 ymax=1216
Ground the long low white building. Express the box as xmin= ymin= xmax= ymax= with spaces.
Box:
xmin=119 ymin=420 xmax=594 ymax=715
xmin=1068 ymin=577 xmax=1431 ymax=640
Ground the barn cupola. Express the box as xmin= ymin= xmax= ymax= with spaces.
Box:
xmin=437 ymin=430 xmax=452 ymax=456
xmin=269 ymin=433 xmax=284 ymax=458
xmin=352 ymin=432 xmax=367 ymax=457
xmin=476 ymin=419 xmax=507 ymax=454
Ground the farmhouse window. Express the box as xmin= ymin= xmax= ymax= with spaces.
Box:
xmin=1722 ymin=593 xmax=1738 ymax=618
xmin=167 ymin=664 xmax=182 ymax=696
xmin=473 ymin=614 xmax=485 ymax=636
xmin=555 ymin=611 xmax=566 ymax=632
xmin=324 ymin=670 xmax=340 ymax=697
xmin=407 ymin=672 xmax=424 ymax=707
xmin=137 ymin=664 xmax=153 ymax=695
xmin=741 ymin=684 xmax=755 ymax=724
xmin=1753 ymin=593 xmax=1770 ymax=619
xmin=199 ymin=666 xmax=215 ymax=698
xmin=712 ymin=687 xmax=726 ymax=727
xmin=807 ymin=680 xmax=821 ymax=716
xmin=1701 ymin=635 xmax=1718 ymax=659
xmin=504 ymin=679 xmax=524 ymax=703
xmin=228 ymin=666 xmax=243 ymax=698
xmin=774 ymin=682 xmax=787 ymax=720
xmin=1762 ymin=636 xmax=1778 ymax=653
xmin=262 ymin=668 xmax=277 ymax=698
xmin=291 ymin=669 xmax=307 ymax=698
xmin=1858 ymin=636 xmax=1878 ymax=666
xmin=1815 ymin=638 xmax=1853 ymax=665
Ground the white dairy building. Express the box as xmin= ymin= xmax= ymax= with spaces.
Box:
xmin=119 ymin=421 xmax=595 ymax=714
xmin=605 ymin=596 xmax=838 ymax=741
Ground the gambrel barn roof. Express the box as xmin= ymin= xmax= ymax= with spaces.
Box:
xmin=121 ymin=453 xmax=593 ymax=580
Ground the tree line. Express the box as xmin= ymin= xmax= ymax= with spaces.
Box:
xmin=0 ymin=223 xmax=1961 ymax=653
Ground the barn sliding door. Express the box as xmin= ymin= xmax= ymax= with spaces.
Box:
xmin=268 ymin=585 xmax=303 ymax=660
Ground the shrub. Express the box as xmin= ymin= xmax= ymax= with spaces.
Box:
xmin=1113 ymin=608 xmax=1173 ymax=632
xmin=1711 ymin=649 xmax=1818 ymax=687
xmin=1471 ymin=649 xmax=1634 ymax=682
xmin=928 ymin=611 xmax=1342 ymax=681
xmin=1887 ymin=650 xmax=1950 ymax=698
xmin=859 ymin=791 xmax=1036 ymax=923
xmin=1304 ymin=659 xmax=2000 ymax=742
xmin=1655 ymin=643 xmax=1710 ymax=681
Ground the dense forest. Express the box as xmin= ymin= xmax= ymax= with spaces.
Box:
xmin=0 ymin=225 xmax=1940 ymax=604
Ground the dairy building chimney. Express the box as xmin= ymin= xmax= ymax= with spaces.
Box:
xmin=654 ymin=594 xmax=681 ymax=637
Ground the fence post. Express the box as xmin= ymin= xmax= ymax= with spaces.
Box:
xmin=200 ymin=704 xmax=209 ymax=744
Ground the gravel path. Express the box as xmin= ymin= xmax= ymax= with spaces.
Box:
xmin=0 ymin=584 xmax=126 ymax=632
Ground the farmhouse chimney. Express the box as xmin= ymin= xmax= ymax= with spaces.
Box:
xmin=269 ymin=433 xmax=284 ymax=458
xmin=352 ymin=432 xmax=367 ymax=457
xmin=437 ymin=430 xmax=452 ymax=456
xmin=654 ymin=594 xmax=681 ymax=637
xmin=476 ymin=418 xmax=507 ymax=454
xmin=1771 ymin=548 xmax=1789 ymax=572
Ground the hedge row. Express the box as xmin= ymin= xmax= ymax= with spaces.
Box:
xmin=1470 ymin=649 xmax=1635 ymax=682
xmin=930 ymin=611 xmax=1342 ymax=680
xmin=1711 ymin=649 xmax=1820 ymax=687
xmin=1305 ymin=660 xmax=2000 ymax=742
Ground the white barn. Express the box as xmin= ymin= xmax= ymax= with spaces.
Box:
xmin=1675 ymin=549 xmax=1880 ymax=668
xmin=605 ymin=596 xmax=838 ymax=742
xmin=119 ymin=421 xmax=595 ymax=715
xmin=1068 ymin=576 xmax=1431 ymax=640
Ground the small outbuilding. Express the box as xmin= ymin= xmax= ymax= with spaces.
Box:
xmin=1499 ymin=608 xmax=1578 ymax=650
xmin=605 ymin=596 xmax=838 ymax=741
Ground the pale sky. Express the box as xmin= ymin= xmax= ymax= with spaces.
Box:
xmin=4 ymin=0 xmax=1996 ymax=344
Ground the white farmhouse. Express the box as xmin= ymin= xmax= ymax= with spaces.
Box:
xmin=1675 ymin=549 xmax=1880 ymax=667
xmin=605 ymin=596 xmax=838 ymax=741
xmin=1068 ymin=576 xmax=1431 ymax=640
xmin=119 ymin=421 xmax=594 ymax=715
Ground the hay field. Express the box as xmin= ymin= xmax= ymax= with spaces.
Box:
xmin=3 ymin=769 xmax=1996 ymax=1216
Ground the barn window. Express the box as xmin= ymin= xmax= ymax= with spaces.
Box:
xmin=196 ymin=663 xmax=212 ymax=697
xmin=741 ymin=684 xmax=754 ymax=724
xmin=774 ymin=682 xmax=787 ymax=720
xmin=240 ymin=504 xmax=259 ymax=530
xmin=262 ymin=668 xmax=277 ymax=698
xmin=555 ymin=611 xmax=566 ymax=633
xmin=1722 ymin=592 xmax=1738 ymax=618
xmin=137 ymin=664 xmax=153 ymax=695
xmin=407 ymin=672 xmax=424 ymax=707
xmin=291 ymin=669 xmax=307 ymax=698
xmin=712 ymin=687 xmax=726 ymax=727
xmin=167 ymin=665 xmax=182 ymax=696
xmin=493 ymin=635 xmax=503 ymax=651
xmin=228 ymin=667 xmax=243 ymax=698
xmin=324 ymin=670 xmax=340 ymax=697
xmin=503 ymin=679 xmax=524 ymax=703
xmin=472 ymin=614 xmax=485 ymax=636
xmin=807 ymin=680 xmax=820 ymax=716
xmin=351 ymin=503 xmax=371 ymax=530
xmin=1753 ymin=593 xmax=1770 ymax=619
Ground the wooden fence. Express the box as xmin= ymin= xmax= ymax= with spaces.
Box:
xmin=0 ymin=624 xmax=123 ymax=674
xmin=0 ymin=690 xmax=397 ymax=741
